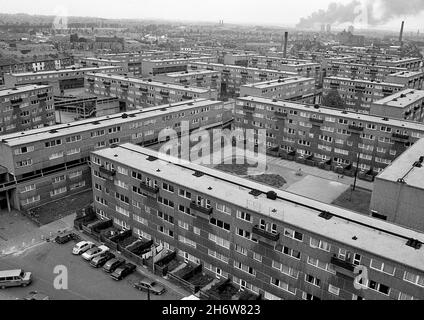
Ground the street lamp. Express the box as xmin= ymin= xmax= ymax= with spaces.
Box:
xmin=349 ymin=151 xmax=361 ymax=201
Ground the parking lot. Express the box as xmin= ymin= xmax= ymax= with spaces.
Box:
xmin=0 ymin=241 xmax=183 ymax=300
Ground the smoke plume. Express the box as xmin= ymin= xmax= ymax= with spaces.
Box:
xmin=297 ymin=0 xmax=424 ymax=28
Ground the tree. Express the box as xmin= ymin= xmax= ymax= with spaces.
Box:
xmin=322 ymin=90 xmax=347 ymax=110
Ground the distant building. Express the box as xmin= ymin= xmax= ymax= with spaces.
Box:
xmin=385 ymin=71 xmax=424 ymax=90
xmin=338 ymin=31 xmax=365 ymax=47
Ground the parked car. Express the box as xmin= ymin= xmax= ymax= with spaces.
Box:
xmin=90 ymin=252 xmax=115 ymax=268
xmin=24 ymin=291 xmax=50 ymax=300
xmin=82 ymin=245 xmax=109 ymax=261
xmin=133 ymin=278 xmax=166 ymax=295
xmin=54 ymin=233 xmax=75 ymax=244
xmin=72 ymin=241 xmax=95 ymax=255
xmin=110 ymin=263 xmax=137 ymax=281
xmin=102 ymin=258 xmax=125 ymax=273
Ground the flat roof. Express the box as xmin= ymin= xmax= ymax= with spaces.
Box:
xmin=325 ymin=76 xmax=405 ymax=87
xmin=328 ymin=61 xmax=406 ymax=71
xmin=0 ymin=99 xmax=220 ymax=147
xmin=250 ymin=56 xmax=320 ymax=67
xmin=387 ymin=70 xmax=424 ymax=78
xmin=237 ymin=96 xmax=424 ymax=132
xmin=92 ymin=143 xmax=424 ymax=271
xmin=142 ymin=56 xmax=214 ymax=63
xmin=377 ymin=137 xmax=424 ymax=189
xmin=373 ymin=89 xmax=424 ymax=108
xmin=190 ymin=62 xmax=298 ymax=76
xmin=161 ymin=70 xmax=220 ymax=77
xmin=9 ymin=66 xmax=121 ymax=77
xmin=81 ymin=57 xmax=121 ymax=63
xmin=88 ymin=73 xmax=213 ymax=93
xmin=0 ymin=84 xmax=50 ymax=97
xmin=241 ymin=76 xmax=314 ymax=89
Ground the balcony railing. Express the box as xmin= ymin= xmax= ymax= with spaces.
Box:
xmin=182 ymin=95 xmax=192 ymax=100
xmin=160 ymin=91 xmax=170 ymax=96
xmin=331 ymin=256 xmax=355 ymax=273
xmin=99 ymin=166 xmax=116 ymax=180
xmin=190 ymin=201 xmax=213 ymax=216
xmin=392 ymin=133 xmax=410 ymax=141
xmin=309 ymin=117 xmax=324 ymax=124
xmin=243 ymin=105 xmax=255 ymax=113
xmin=139 ymin=182 xmax=159 ymax=195
xmin=10 ymin=98 xmax=23 ymax=105
xmin=348 ymin=125 xmax=364 ymax=132
xmin=252 ymin=226 xmax=280 ymax=242
xmin=275 ymin=111 xmax=287 ymax=119
xmin=37 ymin=93 xmax=48 ymax=98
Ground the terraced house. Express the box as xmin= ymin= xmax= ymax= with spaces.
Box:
xmin=323 ymin=77 xmax=404 ymax=114
xmin=0 ymin=85 xmax=55 ymax=135
xmin=0 ymin=99 xmax=228 ymax=211
xmin=85 ymin=73 xmax=218 ymax=112
xmin=233 ymin=96 xmax=424 ymax=176
xmin=90 ymin=143 xmax=424 ymax=300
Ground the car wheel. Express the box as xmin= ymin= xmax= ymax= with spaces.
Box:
xmin=0 ymin=285 xmax=5 ymax=289
xmin=22 ymin=283 xmax=28 ymax=287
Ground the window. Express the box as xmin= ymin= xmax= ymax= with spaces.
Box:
xmin=178 ymin=204 xmax=192 ymax=216
xmin=398 ymin=292 xmax=415 ymax=300
xmin=116 ymin=206 xmax=130 ymax=217
xmin=270 ymin=278 xmax=296 ymax=295
xmin=307 ymin=256 xmax=335 ymax=274
xmin=403 ymin=271 xmax=424 ymax=287
xmin=157 ymin=196 xmax=174 ymax=208
xmin=216 ymin=203 xmax=231 ymax=215
xmin=236 ymin=210 xmax=252 ymax=223
xmin=235 ymin=244 xmax=247 ymax=256
xmin=305 ymin=274 xmax=321 ymax=287
xmin=193 ymin=227 xmax=200 ymax=235
xmin=179 ymin=188 xmax=191 ymax=199
xmin=236 ymin=227 xmax=252 ymax=240
xmin=208 ymin=249 xmax=229 ymax=263
xmin=178 ymin=235 xmax=196 ymax=248
xmin=234 ymin=261 xmax=256 ymax=276
xmin=253 ymin=252 xmax=262 ymax=262
xmin=162 ymin=182 xmax=174 ymax=193
xmin=353 ymin=253 xmax=362 ymax=265
xmin=328 ymin=284 xmax=340 ymax=296
xmin=178 ymin=220 xmax=189 ymax=230
xmin=368 ymin=280 xmax=390 ymax=295
xmin=210 ymin=217 xmax=230 ymax=231
xmin=310 ymin=237 xmax=331 ymax=252
xmin=284 ymin=228 xmax=303 ymax=241
xmin=370 ymin=259 xmax=395 ymax=276
xmin=158 ymin=211 xmax=174 ymax=224
xmin=117 ymin=166 xmax=128 ymax=175
xmin=277 ymin=245 xmax=301 ymax=260
xmin=208 ymin=233 xmax=230 ymax=250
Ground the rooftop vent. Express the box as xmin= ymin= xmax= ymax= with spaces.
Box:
xmin=319 ymin=211 xmax=333 ymax=220
xmin=49 ymin=129 xmax=58 ymax=134
xmin=382 ymin=117 xmax=389 ymax=121
xmin=161 ymin=108 xmax=167 ymax=111
xmin=266 ymin=191 xmax=277 ymax=200
xmin=121 ymin=113 xmax=128 ymax=119
xmin=249 ymin=189 xmax=262 ymax=197
xmin=92 ymin=121 xmax=100 ymax=125
xmin=146 ymin=156 xmax=158 ymax=162
xmin=193 ymin=171 xmax=204 ymax=178
xmin=406 ymin=238 xmax=422 ymax=250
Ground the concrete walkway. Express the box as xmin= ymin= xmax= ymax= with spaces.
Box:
xmin=0 ymin=214 xmax=76 ymax=257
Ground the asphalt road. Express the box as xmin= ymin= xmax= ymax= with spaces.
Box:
xmin=0 ymin=241 xmax=182 ymax=300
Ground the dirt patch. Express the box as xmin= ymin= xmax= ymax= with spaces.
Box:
xmin=332 ymin=188 xmax=372 ymax=215
xmin=246 ymin=174 xmax=287 ymax=188
xmin=30 ymin=190 xmax=93 ymax=225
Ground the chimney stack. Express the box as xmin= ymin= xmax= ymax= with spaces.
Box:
xmin=399 ymin=21 xmax=405 ymax=45
xmin=283 ymin=32 xmax=288 ymax=58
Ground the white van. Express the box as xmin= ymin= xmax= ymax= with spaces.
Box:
xmin=0 ymin=269 xmax=32 ymax=289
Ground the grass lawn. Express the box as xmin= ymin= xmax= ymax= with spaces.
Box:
xmin=246 ymin=174 xmax=287 ymax=188
xmin=331 ymin=188 xmax=372 ymax=215
xmin=30 ymin=190 xmax=93 ymax=225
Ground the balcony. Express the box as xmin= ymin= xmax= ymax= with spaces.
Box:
xmin=160 ymin=90 xmax=170 ymax=97
xmin=139 ymin=182 xmax=159 ymax=195
xmin=10 ymin=98 xmax=23 ymax=105
xmin=392 ymin=133 xmax=410 ymax=141
xmin=139 ymin=87 xmax=148 ymax=93
xmin=37 ymin=93 xmax=48 ymax=98
xmin=331 ymin=256 xmax=356 ymax=279
xmin=182 ymin=95 xmax=192 ymax=100
xmin=87 ymin=78 xmax=95 ymax=83
xmin=275 ymin=111 xmax=287 ymax=119
xmin=190 ymin=201 xmax=213 ymax=216
xmin=348 ymin=125 xmax=364 ymax=132
xmin=309 ymin=117 xmax=324 ymax=124
xmin=243 ymin=105 xmax=255 ymax=113
xmin=252 ymin=225 xmax=280 ymax=242
xmin=120 ymin=84 xmax=129 ymax=90
xmin=99 ymin=166 xmax=116 ymax=180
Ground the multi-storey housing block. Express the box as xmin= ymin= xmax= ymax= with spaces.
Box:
xmin=240 ymin=77 xmax=317 ymax=104
xmin=234 ymin=96 xmax=424 ymax=175
xmin=90 ymin=143 xmax=424 ymax=301
xmin=141 ymin=56 xmax=218 ymax=77
xmin=323 ymin=77 xmax=404 ymax=114
xmin=370 ymin=89 xmax=424 ymax=122
xmin=0 ymin=85 xmax=55 ymax=135
xmin=153 ymin=69 xmax=222 ymax=97
xmin=77 ymin=57 xmax=128 ymax=73
xmin=4 ymin=66 xmax=123 ymax=95
xmin=85 ymin=73 xmax=218 ymax=111
xmin=189 ymin=62 xmax=297 ymax=98
xmin=0 ymin=99 xmax=229 ymax=211
xmin=385 ymin=71 xmax=424 ymax=90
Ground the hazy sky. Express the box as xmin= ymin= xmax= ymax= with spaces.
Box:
xmin=1 ymin=0 xmax=423 ymax=30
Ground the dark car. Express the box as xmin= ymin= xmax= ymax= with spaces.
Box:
xmin=90 ymin=252 xmax=115 ymax=268
xmin=110 ymin=263 xmax=137 ymax=280
xmin=102 ymin=258 xmax=125 ymax=273
xmin=133 ymin=278 xmax=166 ymax=295
xmin=54 ymin=233 xmax=75 ymax=244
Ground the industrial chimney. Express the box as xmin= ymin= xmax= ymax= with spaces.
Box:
xmin=399 ymin=21 xmax=405 ymax=45
xmin=283 ymin=32 xmax=288 ymax=58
